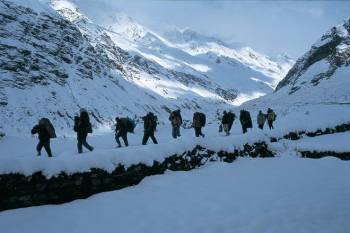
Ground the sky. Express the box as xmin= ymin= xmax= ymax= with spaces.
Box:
xmin=71 ymin=0 xmax=350 ymax=58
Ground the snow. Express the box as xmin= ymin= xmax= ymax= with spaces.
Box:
xmin=0 ymin=124 xmax=269 ymax=177
xmin=1 ymin=97 xmax=350 ymax=178
xmin=0 ymin=0 xmax=294 ymax=136
xmin=1 ymin=155 xmax=349 ymax=233
xmin=290 ymin=131 xmax=350 ymax=153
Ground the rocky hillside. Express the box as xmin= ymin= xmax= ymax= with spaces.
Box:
xmin=244 ymin=18 xmax=350 ymax=113
xmin=276 ymin=18 xmax=350 ymax=93
xmin=0 ymin=0 xmax=292 ymax=135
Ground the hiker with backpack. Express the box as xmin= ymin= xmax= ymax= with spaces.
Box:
xmin=257 ymin=110 xmax=267 ymax=130
xmin=74 ymin=109 xmax=94 ymax=154
xmin=267 ymin=108 xmax=277 ymax=130
xmin=169 ymin=109 xmax=183 ymax=139
xmin=221 ymin=111 xmax=230 ymax=136
xmin=115 ymin=117 xmax=129 ymax=147
xmin=142 ymin=112 xmax=158 ymax=145
xmin=31 ymin=118 xmax=56 ymax=157
xmin=239 ymin=110 xmax=252 ymax=134
xmin=193 ymin=112 xmax=206 ymax=138
xmin=227 ymin=111 xmax=236 ymax=133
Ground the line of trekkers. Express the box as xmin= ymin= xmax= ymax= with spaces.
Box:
xmin=31 ymin=108 xmax=277 ymax=157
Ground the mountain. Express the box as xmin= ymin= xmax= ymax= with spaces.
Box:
xmin=0 ymin=0 xmax=293 ymax=135
xmin=276 ymin=19 xmax=350 ymax=94
xmin=245 ymin=18 xmax=350 ymax=110
xmin=242 ymin=18 xmax=350 ymax=134
xmin=163 ymin=28 xmax=294 ymax=88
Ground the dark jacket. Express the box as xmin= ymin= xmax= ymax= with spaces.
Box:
xmin=74 ymin=118 xmax=90 ymax=138
xmin=115 ymin=119 xmax=127 ymax=135
xmin=222 ymin=112 xmax=230 ymax=124
xmin=143 ymin=113 xmax=157 ymax=133
xmin=227 ymin=112 xmax=235 ymax=124
xmin=169 ymin=111 xmax=182 ymax=127
xmin=240 ymin=110 xmax=252 ymax=128
xmin=193 ymin=112 xmax=205 ymax=128
xmin=31 ymin=124 xmax=50 ymax=142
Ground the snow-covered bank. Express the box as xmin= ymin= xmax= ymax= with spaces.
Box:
xmin=291 ymin=131 xmax=350 ymax=153
xmin=0 ymin=128 xmax=269 ymax=177
xmin=0 ymin=127 xmax=272 ymax=211
xmin=2 ymin=105 xmax=350 ymax=177
xmin=1 ymin=155 xmax=349 ymax=233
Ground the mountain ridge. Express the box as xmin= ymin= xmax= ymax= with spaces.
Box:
xmin=0 ymin=0 xmax=293 ymax=135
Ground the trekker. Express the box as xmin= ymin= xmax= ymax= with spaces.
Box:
xmin=227 ymin=111 xmax=236 ymax=132
xmin=169 ymin=109 xmax=183 ymax=139
xmin=267 ymin=108 xmax=277 ymax=130
xmin=221 ymin=111 xmax=230 ymax=136
xmin=115 ymin=117 xmax=128 ymax=147
xmin=193 ymin=112 xmax=206 ymax=137
xmin=257 ymin=110 xmax=267 ymax=130
xmin=142 ymin=112 xmax=158 ymax=145
xmin=74 ymin=109 xmax=94 ymax=153
xmin=31 ymin=118 xmax=56 ymax=157
xmin=239 ymin=110 xmax=252 ymax=134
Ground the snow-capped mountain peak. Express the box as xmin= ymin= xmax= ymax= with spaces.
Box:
xmin=0 ymin=0 xmax=293 ymax=135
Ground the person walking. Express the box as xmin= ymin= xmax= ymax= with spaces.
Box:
xmin=267 ymin=108 xmax=277 ymax=130
xmin=193 ymin=112 xmax=205 ymax=137
xmin=169 ymin=109 xmax=183 ymax=139
xmin=115 ymin=117 xmax=129 ymax=147
xmin=74 ymin=109 xmax=94 ymax=153
xmin=257 ymin=110 xmax=266 ymax=130
xmin=142 ymin=112 xmax=158 ymax=145
xmin=31 ymin=118 xmax=55 ymax=157
xmin=239 ymin=110 xmax=252 ymax=134
xmin=227 ymin=111 xmax=236 ymax=132
xmin=221 ymin=111 xmax=230 ymax=136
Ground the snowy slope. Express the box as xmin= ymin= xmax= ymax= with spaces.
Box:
xmin=163 ymin=28 xmax=294 ymax=88
xmin=247 ymin=18 xmax=350 ymax=107
xmin=1 ymin=156 xmax=349 ymax=233
xmin=0 ymin=0 xmax=292 ymax=136
xmin=242 ymin=18 xmax=350 ymax=129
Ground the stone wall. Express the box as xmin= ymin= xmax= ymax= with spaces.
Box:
xmin=270 ymin=122 xmax=350 ymax=142
xmin=0 ymin=142 xmax=273 ymax=212
xmin=300 ymin=151 xmax=350 ymax=160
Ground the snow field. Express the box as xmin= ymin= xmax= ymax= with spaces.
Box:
xmin=0 ymin=123 xmax=270 ymax=177
xmin=285 ymin=131 xmax=350 ymax=153
xmin=0 ymin=155 xmax=349 ymax=233
xmin=1 ymin=104 xmax=350 ymax=178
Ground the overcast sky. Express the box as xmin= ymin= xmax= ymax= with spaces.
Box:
xmin=72 ymin=0 xmax=350 ymax=58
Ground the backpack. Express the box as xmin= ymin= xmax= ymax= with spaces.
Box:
xmin=144 ymin=113 xmax=157 ymax=131
xmin=39 ymin=118 xmax=56 ymax=138
xmin=87 ymin=122 xmax=93 ymax=133
xmin=268 ymin=111 xmax=276 ymax=121
xmin=126 ymin=117 xmax=136 ymax=133
xmin=199 ymin=112 xmax=206 ymax=127
xmin=228 ymin=112 xmax=236 ymax=123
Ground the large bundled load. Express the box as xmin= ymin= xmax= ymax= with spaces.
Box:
xmin=39 ymin=118 xmax=56 ymax=138
xmin=240 ymin=110 xmax=252 ymax=128
xmin=120 ymin=117 xmax=136 ymax=133
xmin=80 ymin=108 xmax=92 ymax=133
xmin=193 ymin=112 xmax=206 ymax=127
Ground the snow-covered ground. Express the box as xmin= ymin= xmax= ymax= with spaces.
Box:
xmin=0 ymin=122 xmax=269 ymax=177
xmin=1 ymin=104 xmax=349 ymax=177
xmin=1 ymin=155 xmax=349 ymax=233
xmin=287 ymin=131 xmax=350 ymax=153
